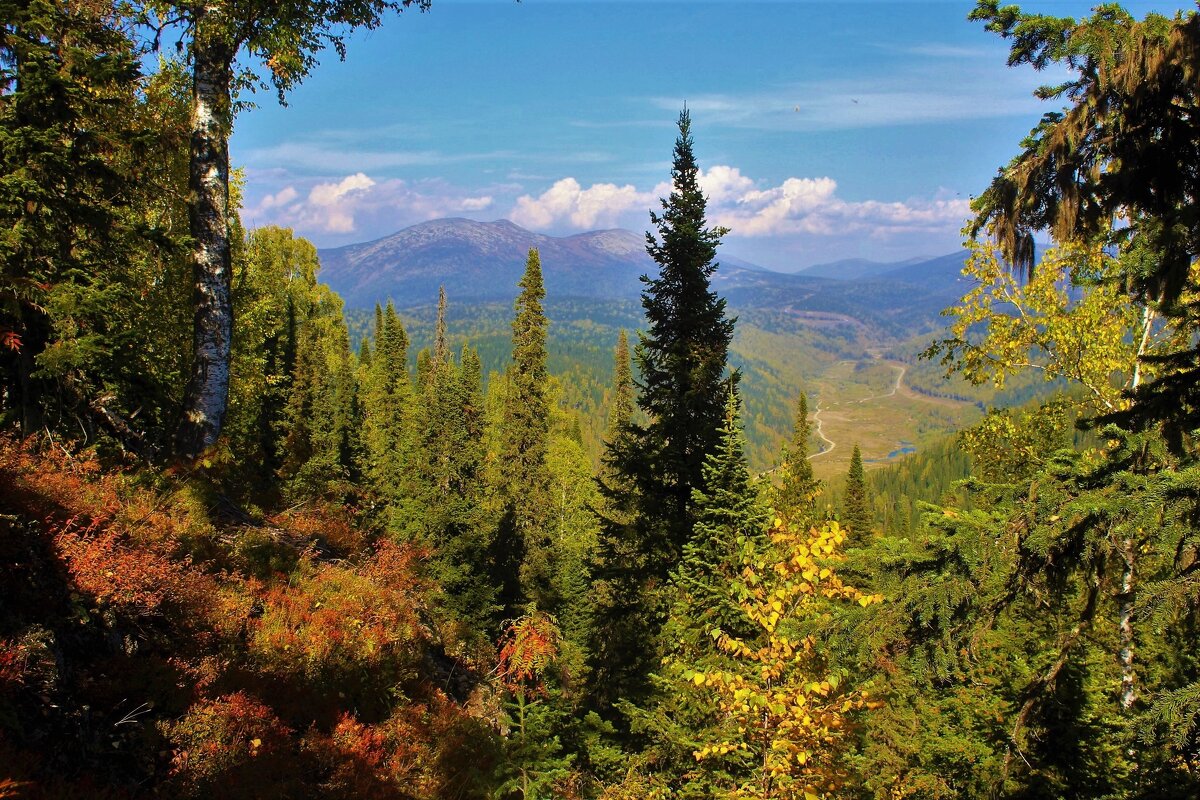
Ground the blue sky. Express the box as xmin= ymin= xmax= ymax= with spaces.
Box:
xmin=233 ymin=1 xmax=1191 ymax=271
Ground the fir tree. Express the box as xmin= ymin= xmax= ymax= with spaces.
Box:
xmin=361 ymin=301 xmax=411 ymax=505
xmin=607 ymin=329 xmax=635 ymax=440
xmin=774 ymin=392 xmax=821 ymax=518
xmin=277 ymin=287 xmax=360 ymax=497
xmin=628 ymin=389 xmax=768 ymax=796
xmin=675 ymin=389 xmax=767 ymax=639
xmin=497 ymin=249 xmax=554 ymax=612
xmin=842 ymin=444 xmax=872 ymax=545
xmin=427 ymin=343 xmax=497 ymax=636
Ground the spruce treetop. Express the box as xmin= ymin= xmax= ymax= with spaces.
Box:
xmin=843 ymin=443 xmax=872 ymax=543
xmin=634 ymin=109 xmax=737 ymax=557
xmin=607 ymin=329 xmax=635 ymax=442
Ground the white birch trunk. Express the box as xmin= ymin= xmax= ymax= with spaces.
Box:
xmin=176 ymin=16 xmax=235 ymax=460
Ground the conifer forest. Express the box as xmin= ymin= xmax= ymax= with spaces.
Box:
xmin=4 ymin=2 xmax=1200 ymax=798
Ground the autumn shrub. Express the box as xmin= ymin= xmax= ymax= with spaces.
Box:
xmin=269 ymin=503 xmax=369 ymax=557
xmin=300 ymin=693 xmax=499 ymax=799
xmin=247 ymin=540 xmax=430 ymax=706
xmin=161 ymin=691 xmax=299 ymax=799
xmin=53 ymin=519 xmax=218 ymax=621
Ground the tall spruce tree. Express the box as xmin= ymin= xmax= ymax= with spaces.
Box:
xmin=842 ymin=444 xmax=872 ymax=544
xmin=588 ymin=110 xmax=735 ymax=718
xmin=632 ymin=109 xmax=737 ymax=563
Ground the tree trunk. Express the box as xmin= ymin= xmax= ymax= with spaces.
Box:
xmin=175 ymin=21 xmax=235 ymax=460
xmin=1119 ymin=537 xmax=1136 ymax=712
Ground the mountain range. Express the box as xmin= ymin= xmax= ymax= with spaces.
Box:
xmin=317 ymin=218 xmax=970 ymax=337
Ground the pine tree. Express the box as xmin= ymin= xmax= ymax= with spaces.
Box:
xmin=774 ymin=392 xmax=821 ymax=518
xmin=842 ymin=444 xmax=872 ymax=545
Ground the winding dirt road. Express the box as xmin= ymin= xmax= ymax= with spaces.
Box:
xmin=807 ymin=362 xmax=907 ymax=461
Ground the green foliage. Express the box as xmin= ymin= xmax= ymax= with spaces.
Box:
xmin=636 ymin=388 xmax=769 ymax=797
xmin=360 ymin=300 xmax=413 ymax=504
xmin=630 ymin=109 xmax=737 ymax=562
xmin=499 ymin=250 xmax=555 ymax=611
xmin=0 ymin=4 xmax=192 ymax=451
xmin=967 ymin=1 xmax=1200 ymax=444
xmin=925 ymin=241 xmax=1182 ymax=415
xmin=841 ymin=445 xmax=872 ymax=544
xmin=773 ymin=392 xmax=821 ymax=518
xmin=495 ymin=612 xmax=577 ymax=799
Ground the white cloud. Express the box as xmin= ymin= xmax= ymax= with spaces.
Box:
xmin=460 ymin=195 xmax=494 ymax=211
xmin=705 ymin=169 xmax=971 ymax=239
xmin=302 ymin=173 xmax=376 ymax=233
xmin=698 ymin=165 xmax=756 ymax=204
xmin=244 ymin=174 xmax=498 ymax=237
xmin=506 ymin=167 xmax=969 ymax=243
xmin=309 ymin=172 xmax=375 ymax=205
xmin=511 ymin=178 xmax=655 ymax=230
xmin=258 ymin=186 xmax=297 ymax=210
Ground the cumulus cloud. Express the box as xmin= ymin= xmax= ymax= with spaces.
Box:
xmin=511 ymin=178 xmax=654 ymax=230
xmin=460 ymin=195 xmax=494 ymax=211
xmin=258 ymin=186 xmax=298 ymax=210
xmin=245 ymin=173 xmax=495 ymax=237
xmin=505 ymin=166 xmax=970 ymax=242
xmin=303 ymin=173 xmax=376 ymax=232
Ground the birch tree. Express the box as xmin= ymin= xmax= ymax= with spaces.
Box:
xmin=135 ymin=0 xmax=430 ymax=459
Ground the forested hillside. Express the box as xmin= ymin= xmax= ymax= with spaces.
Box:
xmin=3 ymin=2 xmax=1200 ymax=799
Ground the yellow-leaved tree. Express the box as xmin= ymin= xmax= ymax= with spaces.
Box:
xmin=683 ymin=516 xmax=882 ymax=799
xmin=926 ymin=240 xmax=1188 ymax=414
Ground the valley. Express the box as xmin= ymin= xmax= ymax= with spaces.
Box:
xmin=329 ymin=217 xmax=993 ymax=476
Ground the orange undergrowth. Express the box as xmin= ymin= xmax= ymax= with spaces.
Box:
xmin=0 ymin=436 xmax=493 ymax=798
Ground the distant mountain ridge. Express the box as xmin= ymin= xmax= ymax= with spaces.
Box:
xmin=317 ymin=217 xmax=971 ymax=338
xmin=318 ymin=218 xmax=647 ymax=307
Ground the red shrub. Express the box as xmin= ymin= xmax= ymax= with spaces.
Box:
xmin=162 ymin=692 xmax=296 ymax=798
xmin=268 ymin=504 xmax=369 ymax=556
xmin=247 ymin=541 xmax=430 ymax=686
xmin=53 ymin=520 xmax=217 ymax=622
